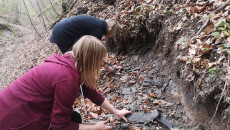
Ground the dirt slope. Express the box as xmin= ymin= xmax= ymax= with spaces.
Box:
xmin=1 ymin=0 xmax=230 ymax=129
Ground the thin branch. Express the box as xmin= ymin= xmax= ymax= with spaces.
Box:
xmin=36 ymin=0 xmax=47 ymax=30
xmin=0 ymin=5 xmax=28 ymax=16
xmin=196 ymin=1 xmax=229 ymax=36
xmin=28 ymin=0 xmax=46 ymax=30
xmin=22 ymin=0 xmax=41 ymax=37
xmin=40 ymin=0 xmax=56 ymax=21
xmin=196 ymin=19 xmax=210 ymax=36
xmin=48 ymin=0 xmax=60 ymax=16
xmin=49 ymin=0 xmax=78 ymax=30
xmin=213 ymin=1 xmax=230 ymax=14
xmin=209 ymin=55 xmax=229 ymax=124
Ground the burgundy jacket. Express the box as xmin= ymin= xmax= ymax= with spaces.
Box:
xmin=0 ymin=53 xmax=105 ymax=130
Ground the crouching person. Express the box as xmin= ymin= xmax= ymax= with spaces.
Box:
xmin=0 ymin=35 xmax=131 ymax=130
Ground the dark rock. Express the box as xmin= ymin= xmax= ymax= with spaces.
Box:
xmin=125 ymin=109 xmax=159 ymax=124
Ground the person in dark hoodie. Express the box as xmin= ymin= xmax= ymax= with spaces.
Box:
xmin=50 ymin=15 xmax=119 ymax=72
xmin=0 ymin=35 xmax=131 ymax=130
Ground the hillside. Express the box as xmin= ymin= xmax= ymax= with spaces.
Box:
xmin=1 ymin=0 xmax=230 ymax=129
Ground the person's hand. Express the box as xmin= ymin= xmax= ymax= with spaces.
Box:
xmin=115 ymin=109 xmax=132 ymax=122
xmin=94 ymin=121 xmax=112 ymax=130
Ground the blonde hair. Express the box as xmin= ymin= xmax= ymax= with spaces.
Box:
xmin=72 ymin=35 xmax=107 ymax=89
xmin=105 ymin=19 xmax=119 ymax=37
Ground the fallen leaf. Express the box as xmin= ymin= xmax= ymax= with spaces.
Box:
xmin=89 ymin=112 xmax=98 ymax=119
xmin=194 ymin=6 xmax=202 ymax=13
xmin=192 ymin=57 xmax=201 ymax=64
xmin=227 ymin=67 xmax=230 ymax=80
xmin=130 ymin=126 xmax=137 ymax=130
xmin=197 ymin=76 xmax=203 ymax=89
xmin=180 ymin=56 xmax=188 ymax=62
xmin=205 ymin=22 xmax=214 ymax=35
xmin=128 ymin=80 xmax=136 ymax=86
xmin=149 ymin=93 xmax=158 ymax=98
xmin=145 ymin=0 xmax=152 ymax=3
xmin=144 ymin=108 xmax=150 ymax=113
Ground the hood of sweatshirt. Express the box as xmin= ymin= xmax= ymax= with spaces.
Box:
xmin=44 ymin=53 xmax=78 ymax=73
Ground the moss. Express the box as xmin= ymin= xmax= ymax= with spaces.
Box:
xmin=0 ymin=24 xmax=17 ymax=37
xmin=0 ymin=44 xmax=5 ymax=47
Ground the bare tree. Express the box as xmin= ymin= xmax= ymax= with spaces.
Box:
xmin=35 ymin=0 xmax=47 ymax=30
xmin=28 ymin=0 xmax=47 ymax=30
xmin=48 ymin=0 xmax=60 ymax=16
xmin=40 ymin=0 xmax=56 ymax=21
xmin=22 ymin=0 xmax=41 ymax=37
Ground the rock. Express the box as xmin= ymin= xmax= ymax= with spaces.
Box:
xmin=122 ymin=87 xmax=137 ymax=94
xmin=156 ymin=115 xmax=173 ymax=129
xmin=125 ymin=109 xmax=159 ymax=124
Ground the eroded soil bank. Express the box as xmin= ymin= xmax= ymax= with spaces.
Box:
xmin=1 ymin=0 xmax=230 ymax=129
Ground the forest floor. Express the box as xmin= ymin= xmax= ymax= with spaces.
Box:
xmin=1 ymin=0 xmax=230 ymax=129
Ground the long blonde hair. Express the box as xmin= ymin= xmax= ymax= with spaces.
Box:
xmin=72 ymin=35 xmax=107 ymax=89
xmin=105 ymin=19 xmax=119 ymax=37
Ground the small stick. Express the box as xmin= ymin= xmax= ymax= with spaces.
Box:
xmin=209 ymin=45 xmax=230 ymax=124
xmin=196 ymin=1 xmax=230 ymax=36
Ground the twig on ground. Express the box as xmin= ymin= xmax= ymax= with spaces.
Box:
xmin=213 ymin=1 xmax=229 ymax=14
xmin=209 ymin=78 xmax=228 ymax=124
xmin=209 ymin=53 xmax=229 ymax=124
xmin=196 ymin=1 xmax=229 ymax=36
xmin=196 ymin=19 xmax=210 ymax=36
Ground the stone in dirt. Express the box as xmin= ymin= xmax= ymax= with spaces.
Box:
xmin=125 ymin=109 xmax=159 ymax=124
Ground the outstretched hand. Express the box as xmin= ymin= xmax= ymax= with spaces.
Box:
xmin=115 ymin=109 xmax=132 ymax=122
xmin=94 ymin=121 xmax=112 ymax=130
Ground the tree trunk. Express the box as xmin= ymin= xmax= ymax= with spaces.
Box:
xmin=48 ymin=0 xmax=60 ymax=16
xmin=40 ymin=0 xmax=56 ymax=21
xmin=13 ymin=0 xmax=20 ymax=24
xmin=36 ymin=0 xmax=47 ymax=30
xmin=22 ymin=0 xmax=41 ymax=37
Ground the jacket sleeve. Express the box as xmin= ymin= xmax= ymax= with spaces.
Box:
xmin=82 ymin=85 xmax=105 ymax=106
xmin=51 ymin=80 xmax=80 ymax=130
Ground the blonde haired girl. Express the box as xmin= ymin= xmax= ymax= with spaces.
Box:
xmin=0 ymin=35 xmax=131 ymax=130
xmin=72 ymin=35 xmax=107 ymax=89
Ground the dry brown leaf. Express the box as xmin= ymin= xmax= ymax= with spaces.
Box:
xmin=89 ymin=112 xmax=98 ymax=119
xmin=199 ymin=34 xmax=208 ymax=40
xmin=197 ymin=76 xmax=203 ymax=89
xmin=180 ymin=56 xmax=188 ymax=62
xmin=226 ymin=67 xmax=230 ymax=80
xmin=199 ymin=44 xmax=213 ymax=55
xmin=142 ymin=127 xmax=147 ymax=130
xmin=192 ymin=57 xmax=201 ymax=64
xmin=130 ymin=126 xmax=137 ymax=130
xmin=144 ymin=98 xmax=150 ymax=105
xmin=193 ymin=67 xmax=200 ymax=75
xmin=202 ymin=59 xmax=211 ymax=69
xmin=145 ymin=0 xmax=153 ymax=3
xmin=149 ymin=93 xmax=158 ymax=98
xmin=205 ymin=23 xmax=214 ymax=35
xmin=128 ymin=80 xmax=136 ymax=87
xmin=144 ymin=108 xmax=150 ymax=113
xmin=194 ymin=6 xmax=202 ymax=13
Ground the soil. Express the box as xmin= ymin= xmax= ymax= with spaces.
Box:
xmin=1 ymin=0 xmax=230 ymax=129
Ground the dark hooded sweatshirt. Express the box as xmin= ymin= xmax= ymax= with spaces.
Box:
xmin=50 ymin=15 xmax=107 ymax=53
xmin=0 ymin=53 xmax=105 ymax=130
